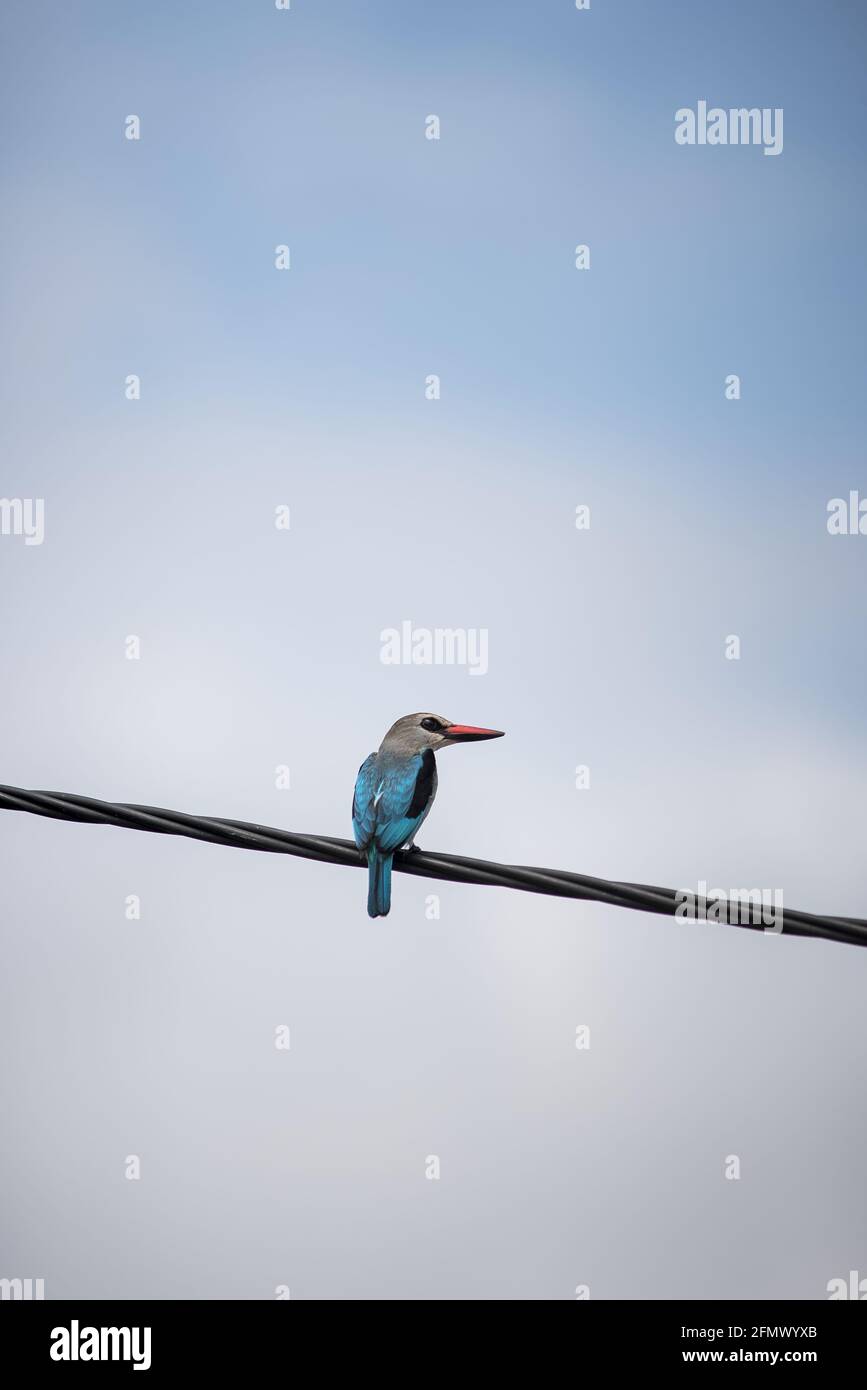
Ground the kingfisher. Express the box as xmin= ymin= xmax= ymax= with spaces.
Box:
xmin=352 ymin=713 xmax=505 ymax=918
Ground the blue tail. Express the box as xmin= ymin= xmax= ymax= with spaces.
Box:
xmin=367 ymin=848 xmax=392 ymax=918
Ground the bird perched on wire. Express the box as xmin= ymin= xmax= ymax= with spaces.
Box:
xmin=352 ymin=713 xmax=505 ymax=918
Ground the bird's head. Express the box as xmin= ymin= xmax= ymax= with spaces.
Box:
xmin=381 ymin=713 xmax=505 ymax=754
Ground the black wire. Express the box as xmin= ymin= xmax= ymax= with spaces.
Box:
xmin=1 ymin=783 xmax=866 ymax=949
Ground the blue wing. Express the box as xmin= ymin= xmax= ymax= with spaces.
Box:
xmin=352 ymin=751 xmax=436 ymax=853
xmin=373 ymin=753 xmax=431 ymax=852
xmin=352 ymin=753 xmax=379 ymax=849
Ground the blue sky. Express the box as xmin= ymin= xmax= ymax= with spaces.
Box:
xmin=3 ymin=0 xmax=866 ymax=462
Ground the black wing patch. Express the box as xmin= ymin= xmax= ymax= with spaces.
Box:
xmin=407 ymin=749 xmax=436 ymax=817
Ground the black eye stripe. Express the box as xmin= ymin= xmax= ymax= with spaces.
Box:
xmin=420 ymin=717 xmax=443 ymax=733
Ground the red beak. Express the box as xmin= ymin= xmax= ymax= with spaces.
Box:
xmin=444 ymin=724 xmax=505 ymax=742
